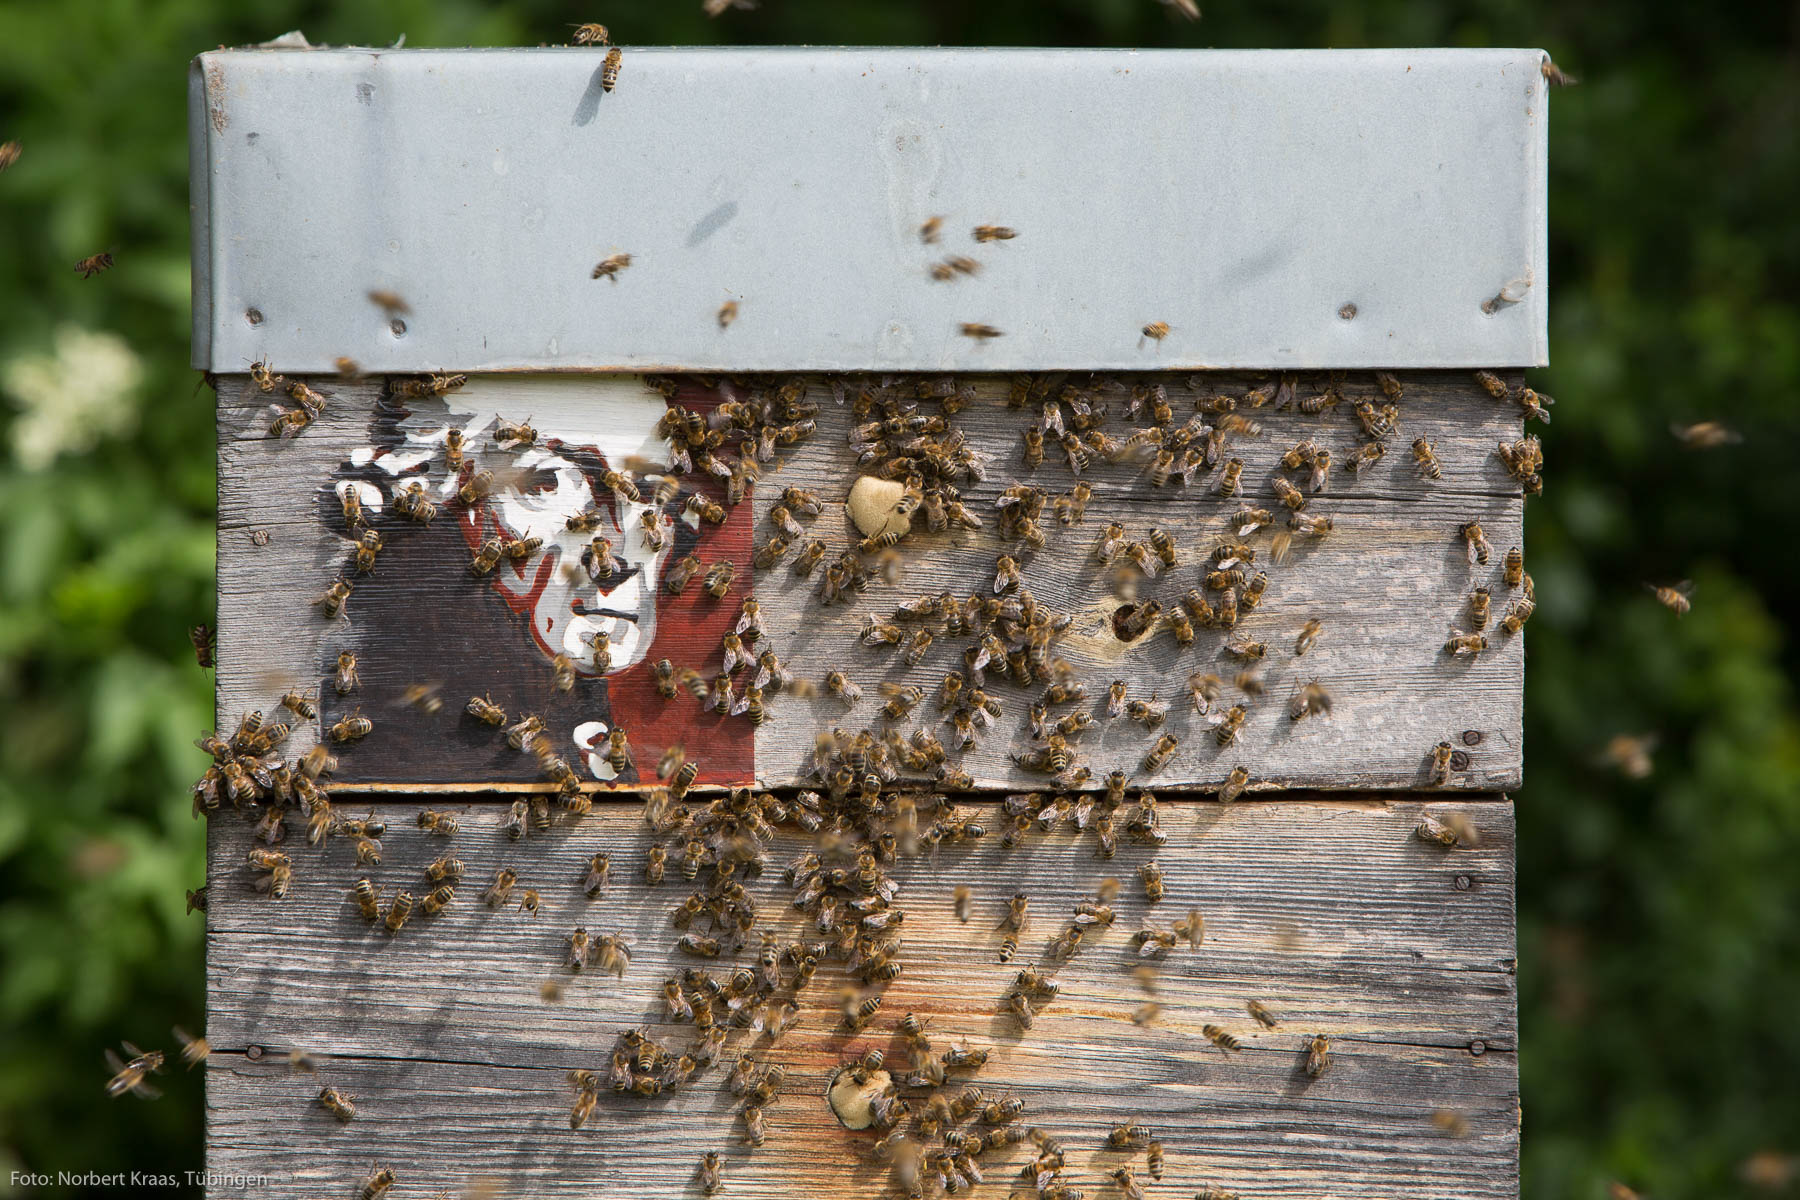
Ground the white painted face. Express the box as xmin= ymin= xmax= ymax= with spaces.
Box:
xmin=353 ymin=377 xmax=679 ymax=677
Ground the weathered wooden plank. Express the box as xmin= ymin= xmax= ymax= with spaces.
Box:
xmin=204 ymin=798 xmax=1515 ymax=1199
xmin=216 ymin=371 xmax=1527 ymax=791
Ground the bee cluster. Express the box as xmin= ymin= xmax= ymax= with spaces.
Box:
xmin=183 ymin=359 xmax=1550 ymax=1199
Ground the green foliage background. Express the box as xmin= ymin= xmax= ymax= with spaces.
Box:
xmin=0 ymin=1 xmax=1794 ymax=1196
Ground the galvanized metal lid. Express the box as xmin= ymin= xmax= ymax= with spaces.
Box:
xmin=190 ymin=47 xmax=1549 ymax=373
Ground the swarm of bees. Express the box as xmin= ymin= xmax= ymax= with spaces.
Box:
xmin=192 ymin=361 xmax=1578 ymax=1200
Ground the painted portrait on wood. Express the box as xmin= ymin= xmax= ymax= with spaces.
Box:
xmin=316 ymin=377 xmax=753 ymax=786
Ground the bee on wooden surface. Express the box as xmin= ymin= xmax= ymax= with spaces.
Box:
xmin=1216 ymin=458 xmax=1243 ymax=496
xmin=415 ymin=883 xmax=454 ymax=916
xmin=973 ymin=224 xmax=1017 ymax=242
xmin=1416 ymin=812 xmax=1480 ymax=847
xmin=482 ymin=867 xmax=518 ymax=909
xmin=991 ymin=554 xmax=1024 ymax=595
xmin=382 ymin=890 xmax=413 ymax=935
xmin=454 ymin=470 xmax=496 ymax=511
xmin=1287 ymin=681 xmax=1333 ymax=723
xmin=1211 ymin=704 xmax=1247 ymax=746
xmin=960 ymin=322 xmax=1004 ymax=339
xmin=1115 ymin=600 xmax=1163 ymax=642
xmin=329 ymin=709 xmax=372 ymax=742
xmin=415 ymin=808 xmax=459 ymax=836
xmin=1145 ymin=527 xmax=1178 ymax=570
xmin=1342 ymin=440 xmax=1386 ymax=476
xmin=505 ymin=715 xmax=545 ymax=752
xmin=316 ymin=577 xmax=353 ymax=622
xmin=1209 ymin=763 xmax=1250 ymax=804
xmin=1458 ymin=521 xmax=1492 ymax=566
xmin=699 ymin=1151 xmax=724 ymax=1196
xmin=1107 ymin=1122 xmax=1154 ymax=1150
xmin=700 ymin=560 xmax=736 ymax=599
xmin=1305 ymin=1033 xmax=1332 ymax=1078
xmin=325 ymin=653 xmax=359 ymax=697
xmin=305 ymin=1084 xmax=358 ymax=1125
xmin=1095 ymin=521 xmax=1129 ymax=565
xmin=564 ymin=926 xmax=595 ymax=972
xmin=394 ymin=480 xmax=438 ymax=525
xmin=1142 ymin=321 xmax=1171 ymax=342
xmin=1400 ymin=435 xmax=1444 ymax=483
xmin=1647 ymin=581 xmax=1693 ymax=615
xmin=1019 ymin=425 xmax=1046 ymax=469
xmin=1444 ymin=631 xmax=1488 ymax=657
xmin=352 ymin=1166 xmax=397 ymax=1200
xmin=1294 ymin=619 xmax=1324 ymax=657
xmin=1501 ymin=597 xmax=1535 ymax=634
xmin=1126 ymin=694 xmax=1170 ymax=730
xmin=1428 ymin=740 xmax=1457 ymax=785
xmin=1141 ymin=734 xmax=1179 ymax=774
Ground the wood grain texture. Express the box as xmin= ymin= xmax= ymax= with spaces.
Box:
xmin=205 ymin=799 xmax=1516 ymax=1200
xmin=216 ymin=371 xmax=1527 ymax=791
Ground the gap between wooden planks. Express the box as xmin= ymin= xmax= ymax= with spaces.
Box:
xmin=204 ymin=797 xmax=1517 ymax=1200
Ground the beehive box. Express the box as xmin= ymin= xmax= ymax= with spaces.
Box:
xmin=193 ymin=46 xmax=1545 ymax=1200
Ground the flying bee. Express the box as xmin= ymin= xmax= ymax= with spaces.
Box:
xmin=548 ymin=652 xmax=576 ymax=693
xmin=1289 ymin=681 xmax=1333 ymax=722
xmin=1459 ymin=521 xmax=1492 ymax=565
xmin=1445 ymin=632 xmax=1488 ymax=657
xmin=1648 ymin=581 xmax=1693 ymax=615
xmin=329 ymin=709 xmax=372 ymax=742
xmin=973 ymin=224 xmax=1017 ymax=242
xmin=1305 ymin=1034 xmax=1332 ymax=1078
xmin=1501 ymin=597 xmax=1535 ymax=634
xmin=506 ymin=714 xmax=545 ymax=751
xmin=960 ymin=322 xmax=1004 ymax=339
xmin=1142 ymin=321 xmax=1171 ymax=342
xmin=1216 ymin=458 xmax=1243 ymax=496
xmin=316 ymin=577 xmax=353 ymax=622
xmin=1142 ymin=734 xmax=1179 ymax=774
xmin=1294 ymin=619 xmax=1323 ymax=656
xmin=1203 ymin=1024 xmax=1241 ymax=1054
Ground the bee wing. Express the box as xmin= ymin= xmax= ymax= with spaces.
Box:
xmin=129 ymin=1077 xmax=163 ymax=1100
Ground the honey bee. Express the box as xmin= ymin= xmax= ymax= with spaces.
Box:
xmin=1216 ymin=764 xmax=1251 ymax=803
xmin=1272 ymin=477 xmax=1306 ymax=512
xmin=383 ymin=890 xmax=414 ymax=935
xmin=1246 ymin=999 xmax=1279 ymax=1028
xmin=1211 ymin=705 xmax=1247 ymax=746
xmin=702 ymin=560 xmax=737 ymax=599
xmin=1503 ymin=545 xmax=1525 ymax=587
xmin=1459 ymin=521 xmax=1492 ymax=566
xmin=1022 ymin=426 xmax=1045 ymax=469
xmin=1305 ymin=1033 xmax=1332 ymax=1078
xmin=1501 ymin=597 xmax=1535 ymax=634
xmin=318 ymin=1085 xmax=357 ymax=1122
xmin=1147 ymin=527 xmax=1177 ymax=569
xmin=316 ymin=577 xmax=353 ymax=622
xmin=357 ymin=1166 xmax=397 ymax=1200
xmin=992 ymin=555 xmax=1023 ymax=594
xmin=394 ymin=480 xmax=438 ymax=524
xmin=1429 ymin=740 xmax=1456 ymax=785
xmin=1216 ymin=458 xmax=1243 ymax=496
xmin=329 ymin=710 xmax=372 ymax=742
xmin=1294 ymin=619 xmax=1323 ymax=656
xmin=1107 ymin=1122 xmax=1154 ymax=1149
xmin=483 ymin=867 xmax=518 ymax=909
xmin=1142 ymin=734 xmax=1179 ymax=774
xmin=973 ymin=224 xmax=1017 ymax=242
xmin=959 ymin=322 xmax=1004 ymax=339
xmin=1647 ymin=581 xmax=1693 ymax=615
xmin=74 ymin=251 xmax=115 ymax=278
xmin=1203 ymin=1024 xmax=1241 ymax=1054
xmin=1142 ymin=321 xmax=1171 ymax=341
xmin=416 ymin=808 xmax=459 ymax=836
xmin=700 ymin=1151 xmax=724 ymax=1196
xmin=918 ymin=215 xmax=945 ymax=244
xmin=0 ymin=141 xmax=17 ymax=172
xmin=1445 ymin=632 xmax=1488 ymax=657
xmin=595 ymin=43 xmax=623 ymax=89
xmin=571 ymin=22 xmax=609 ymax=44
xmin=1288 ymin=681 xmax=1333 ymax=723
xmin=425 ymin=856 xmax=465 ymax=885
xmin=1473 ymin=369 xmax=1510 ymax=399
xmin=1416 ymin=812 xmax=1480 ymax=847
xmin=1411 ymin=436 xmax=1443 ymax=481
